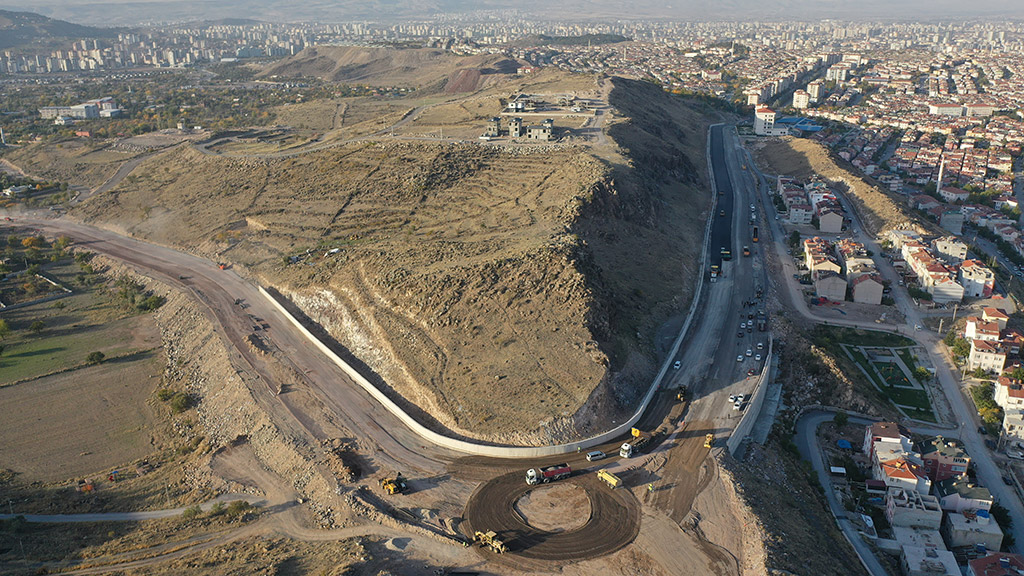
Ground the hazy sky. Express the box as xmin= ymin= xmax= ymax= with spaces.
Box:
xmin=5 ymin=0 xmax=1024 ymax=26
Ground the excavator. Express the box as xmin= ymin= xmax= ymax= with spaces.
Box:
xmin=379 ymin=473 xmax=407 ymax=495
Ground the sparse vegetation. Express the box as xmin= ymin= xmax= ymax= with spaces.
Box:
xmin=970 ymin=381 xmax=1004 ymax=436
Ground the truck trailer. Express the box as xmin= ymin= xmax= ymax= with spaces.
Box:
xmin=525 ymin=463 xmax=571 ymax=485
xmin=619 ymin=428 xmax=653 ymax=458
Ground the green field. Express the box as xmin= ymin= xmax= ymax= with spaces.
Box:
xmin=1 ymin=259 xmax=161 ymax=385
xmin=840 ymin=343 xmax=935 ymax=422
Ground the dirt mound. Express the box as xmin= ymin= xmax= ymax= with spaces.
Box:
xmin=261 ymin=46 xmax=514 ymax=90
xmin=73 ymin=73 xmax=714 ymax=444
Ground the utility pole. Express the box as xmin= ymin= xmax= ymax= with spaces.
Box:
xmin=938 ymin=318 xmax=944 ymax=335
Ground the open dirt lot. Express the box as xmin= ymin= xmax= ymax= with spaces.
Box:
xmin=0 ymin=350 xmax=164 ymax=482
xmin=750 ymin=137 xmax=922 ymax=236
xmin=1 ymin=139 xmax=133 ymax=191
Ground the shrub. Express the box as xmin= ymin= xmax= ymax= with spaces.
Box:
xmin=181 ymin=505 xmax=202 ymax=520
xmin=156 ymin=388 xmax=175 ymax=401
xmin=833 ymin=412 xmax=849 ymax=427
xmin=169 ymin=392 xmax=191 ymax=414
xmin=86 ymin=351 xmax=105 ymax=365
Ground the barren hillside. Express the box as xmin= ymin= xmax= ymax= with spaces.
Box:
xmin=73 ymin=74 xmax=713 ymax=444
xmin=261 ymin=46 xmax=520 ymax=93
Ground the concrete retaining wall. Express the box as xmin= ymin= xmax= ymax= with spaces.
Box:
xmin=727 ymin=337 xmax=773 ymax=456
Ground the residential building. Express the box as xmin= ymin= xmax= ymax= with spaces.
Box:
xmin=818 ymin=208 xmax=844 ymax=233
xmin=932 ymin=237 xmax=968 ymax=264
xmin=864 ymin=421 xmax=913 ymax=459
xmin=960 ymin=260 xmax=995 ymax=298
xmin=943 ymin=509 xmax=1003 ymax=552
xmin=994 ymin=375 xmax=1024 ymax=412
xmin=851 ymin=274 xmax=884 ymax=305
xmin=814 ymin=271 xmax=847 ymax=301
xmin=875 ymin=456 xmax=931 ymax=493
xmin=508 ymin=117 xmax=523 ymax=138
xmin=484 ymin=117 xmax=501 ymax=137
xmin=967 ymin=552 xmax=1024 ymax=576
xmin=983 ymin=308 xmax=1010 ymax=330
xmin=969 ymin=339 xmax=1009 ymax=374
xmin=804 ymin=237 xmax=840 ymax=276
xmin=918 ymin=436 xmax=970 ymax=483
xmin=939 ymin=185 xmax=971 ymax=204
xmin=793 ymin=89 xmax=810 ymax=109
xmin=526 ymin=120 xmax=552 ymax=141
xmin=966 ymin=317 xmax=1002 ymax=342
xmin=901 ymin=545 xmax=960 ymax=576
xmin=1002 ymin=410 xmax=1024 ymax=451
xmin=789 ymin=203 xmax=813 ymax=224
xmin=885 ymin=487 xmax=943 ymax=529
xmin=938 ymin=208 xmax=964 ymax=235
xmin=935 ymin=476 xmax=993 ymax=513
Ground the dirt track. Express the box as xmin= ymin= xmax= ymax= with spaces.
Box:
xmin=463 ymin=470 xmax=640 ymax=568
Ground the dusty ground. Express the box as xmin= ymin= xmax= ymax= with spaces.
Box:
xmin=2 ymin=139 xmax=134 ymax=191
xmin=750 ymin=137 xmax=923 ymax=236
xmin=513 ymin=483 xmax=592 ymax=532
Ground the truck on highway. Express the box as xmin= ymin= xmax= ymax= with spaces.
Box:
xmin=752 ymin=226 xmax=759 ymax=243
xmin=710 ymin=264 xmax=720 ymax=282
xmin=720 ymin=247 xmax=732 ymax=261
xmin=619 ymin=428 xmax=653 ymax=458
xmin=525 ymin=463 xmax=571 ymax=485
xmin=742 ymin=245 xmax=750 ymax=257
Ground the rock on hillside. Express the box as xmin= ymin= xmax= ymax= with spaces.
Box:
xmin=74 ymin=77 xmax=713 ymax=444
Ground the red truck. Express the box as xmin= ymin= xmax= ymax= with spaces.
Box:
xmin=525 ymin=463 xmax=571 ymax=485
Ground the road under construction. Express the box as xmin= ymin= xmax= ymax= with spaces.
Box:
xmin=1 ymin=123 xmax=771 ymax=569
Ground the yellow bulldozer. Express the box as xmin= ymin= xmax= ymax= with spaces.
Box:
xmin=704 ymin=434 xmax=714 ymax=449
xmin=474 ymin=530 xmax=508 ymax=554
xmin=379 ymin=473 xmax=407 ymax=495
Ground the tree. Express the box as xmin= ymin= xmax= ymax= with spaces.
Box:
xmin=0 ymin=318 xmax=9 ymax=340
xmin=86 ymin=351 xmax=105 ymax=365
xmin=914 ymin=366 xmax=933 ymax=383
xmin=1011 ymin=366 xmax=1024 ymax=382
xmin=29 ymin=320 xmax=45 ymax=334
xmin=21 ymin=236 xmax=45 ymax=249
xmin=833 ymin=412 xmax=849 ymax=427
xmin=973 ymin=367 xmax=989 ymax=379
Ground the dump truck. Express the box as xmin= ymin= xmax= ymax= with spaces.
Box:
xmin=619 ymin=428 xmax=653 ymax=458
xmin=474 ymin=530 xmax=508 ymax=554
xmin=598 ymin=469 xmax=622 ymax=489
xmin=704 ymin=434 xmax=714 ymax=449
xmin=720 ymin=247 xmax=732 ymax=261
xmin=379 ymin=473 xmax=407 ymax=495
xmin=752 ymin=226 xmax=759 ymax=243
xmin=710 ymin=264 xmax=720 ymax=282
xmin=525 ymin=463 xmax=571 ymax=485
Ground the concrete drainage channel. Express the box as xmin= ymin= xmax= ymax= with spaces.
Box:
xmin=257 ymin=126 xmax=724 ymax=458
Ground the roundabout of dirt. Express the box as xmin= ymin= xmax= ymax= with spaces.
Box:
xmin=462 ymin=470 xmax=640 ymax=567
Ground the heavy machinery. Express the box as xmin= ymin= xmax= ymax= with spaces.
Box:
xmin=752 ymin=226 xmax=759 ymax=243
xmin=379 ymin=473 xmax=407 ymax=495
xmin=720 ymin=247 xmax=732 ymax=261
xmin=710 ymin=264 xmax=720 ymax=282
xmin=598 ymin=469 xmax=622 ymax=489
xmin=525 ymin=463 xmax=571 ymax=485
xmin=474 ymin=530 xmax=508 ymax=554
xmin=704 ymin=434 xmax=714 ymax=449
xmin=619 ymin=428 xmax=653 ymax=458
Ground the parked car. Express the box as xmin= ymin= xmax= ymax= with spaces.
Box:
xmin=732 ymin=402 xmax=742 ymax=411
xmin=978 ymin=426 xmax=988 ymax=436
xmin=673 ymin=361 xmax=682 ymax=369
xmin=737 ymin=355 xmax=743 ymax=362
xmin=755 ymin=354 xmax=762 ymax=361
xmin=746 ymin=349 xmax=753 ymax=357
xmin=985 ymin=439 xmax=998 ymax=450
xmin=728 ymin=395 xmax=737 ymax=403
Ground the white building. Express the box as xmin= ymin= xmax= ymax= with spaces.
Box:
xmin=754 ymin=107 xmax=789 ymax=136
xmin=793 ymin=89 xmax=810 ymax=109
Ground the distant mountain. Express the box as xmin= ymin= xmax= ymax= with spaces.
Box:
xmin=0 ymin=9 xmax=118 ymax=50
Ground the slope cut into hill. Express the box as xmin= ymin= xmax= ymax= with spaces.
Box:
xmin=260 ymin=46 xmax=519 ymax=93
xmin=72 ymin=73 xmax=714 ymax=444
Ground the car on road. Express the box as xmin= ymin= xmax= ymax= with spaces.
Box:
xmin=915 ymin=324 xmax=922 ymax=331
xmin=746 ymin=349 xmax=752 ymax=357
xmin=757 ymin=342 xmax=764 ymax=350
xmin=673 ymin=361 xmax=681 ymax=369
xmin=755 ymin=354 xmax=762 ymax=361
xmin=737 ymin=355 xmax=743 ymax=362
xmin=737 ymin=331 xmax=744 ymax=338
xmin=740 ymin=322 xmax=746 ymax=329
xmin=747 ymin=368 xmax=756 ymax=376
xmin=586 ymin=450 xmax=606 ymax=462
xmin=750 ymin=204 xmax=755 ymax=210
xmin=733 ymin=401 xmax=743 ymax=411
xmin=720 ymin=209 xmax=726 ymax=217
xmin=728 ymin=395 xmax=737 ymax=403
xmin=1004 ymin=476 xmax=1015 ymax=486
xmin=986 ymin=439 xmax=998 ymax=450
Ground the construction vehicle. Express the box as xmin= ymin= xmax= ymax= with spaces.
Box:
xmin=704 ymin=434 xmax=714 ymax=449
xmin=525 ymin=463 xmax=571 ymax=485
xmin=677 ymin=388 xmax=687 ymax=402
xmin=742 ymin=245 xmax=750 ymax=257
xmin=598 ymin=469 xmax=622 ymax=489
xmin=720 ymin=247 xmax=732 ymax=261
xmin=473 ymin=530 xmax=508 ymax=554
xmin=619 ymin=428 xmax=653 ymax=458
xmin=752 ymin=226 xmax=759 ymax=243
xmin=710 ymin=264 xmax=720 ymax=282
xmin=379 ymin=473 xmax=407 ymax=495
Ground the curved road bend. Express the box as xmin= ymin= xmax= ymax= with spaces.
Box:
xmin=741 ymin=146 xmax=1024 ymax=552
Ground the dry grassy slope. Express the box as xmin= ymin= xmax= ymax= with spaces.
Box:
xmin=261 ymin=45 xmax=519 ymax=92
xmin=2 ymin=139 xmax=133 ymax=190
xmin=75 ymin=79 xmax=712 ymax=444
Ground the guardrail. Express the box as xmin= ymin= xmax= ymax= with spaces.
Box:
xmin=257 ymin=124 xmax=725 ymax=457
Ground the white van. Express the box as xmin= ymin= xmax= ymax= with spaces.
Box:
xmin=586 ymin=450 xmax=606 ymax=462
